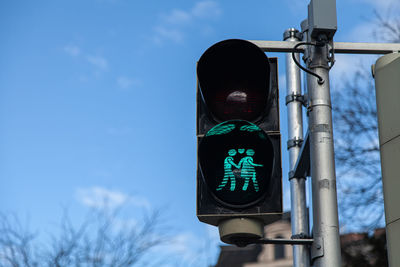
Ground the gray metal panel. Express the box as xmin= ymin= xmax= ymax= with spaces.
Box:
xmin=387 ymin=220 xmax=400 ymax=266
xmin=291 ymin=132 xmax=310 ymax=179
xmin=374 ymin=52 xmax=400 ymax=267
xmin=379 ymin=135 xmax=400 ymax=224
xmin=374 ymin=54 xmax=400 ymax=145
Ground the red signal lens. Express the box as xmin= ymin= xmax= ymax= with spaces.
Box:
xmin=197 ymin=39 xmax=270 ymax=122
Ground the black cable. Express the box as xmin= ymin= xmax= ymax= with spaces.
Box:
xmin=291 ymin=42 xmax=324 ymax=85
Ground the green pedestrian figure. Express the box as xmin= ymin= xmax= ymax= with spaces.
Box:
xmin=238 ymin=149 xmax=263 ymax=192
xmin=216 ymin=149 xmax=240 ymax=191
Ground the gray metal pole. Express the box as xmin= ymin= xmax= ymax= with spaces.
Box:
xmin=306 ymin=43 xmax=342 ymax=266
xmin=284 ymin=28 xmax=310 ymax=267
xmin=249 ymin=40 xmax=400 ymax=54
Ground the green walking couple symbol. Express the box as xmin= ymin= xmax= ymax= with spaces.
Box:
xmin=216 ymin=148 xmax=263 ymax=192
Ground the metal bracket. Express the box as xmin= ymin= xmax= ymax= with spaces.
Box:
xmin=252 ymin=238 xmax=313 ymax=246
xmin=311 ymin=237 xmax=324 ymax=262
xmin=287 ymin=137 xmax=303 ymax=150
xmin=285 ymin=93 xmax=308 ymax=107
xmin=249 ymin=40 xmax=400 ymax=54
xmin=289 ymin=131 xmax=310 ymax=179
xmin=328 ymin=40 xmax=336 ymax=69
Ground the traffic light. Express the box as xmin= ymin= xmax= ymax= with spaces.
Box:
xmin=196 ymin=39 xmax=282 ymax=245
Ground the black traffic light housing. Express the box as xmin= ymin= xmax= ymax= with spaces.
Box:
xmin=196 ymin=39 xmax=282 ymax=233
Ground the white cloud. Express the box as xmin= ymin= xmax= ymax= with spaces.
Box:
xmin=192 ymin=0 xmax=221 ymax=18
xmin=341 ymin=20 xmax=378 ymax=43
xmin=338 ymin=0 xmax=400 ymax=44
xmin=153 ymin=0 xmax=221 ymax=44
xmin=167 ymin=233 xmax=195 ymax=254
xmin=86 ymin=55 xmax=108 ymax=70
xmin=153 ymin=226 xmax=222 ymax=266
xmin=330 ymin=53 xmax=377 ymax=91
xmin=112 ymin=217 xmax=138 ymax=231
xmin=76 ymin=186 xmax=151 ymax=210
xmin=162 ymin=9 xmax=191 ymax=24
xmin=284 ymin=0 xmax=309 ymax=16
xmin=64 ymin=44 xmax=81 ymax=57
xmin=330 ymin=54 xmax=359 ymax=84
xmin=76 ymin=186 xmax=128 ymax=209
xmin=160 ymin=231 xmax=210 ymax=264
xmin=154 ymin=26 xmax=185 ymax=44
xmin=205 ymin=224 xmax=219 ymax=240
xmin=116 ymin=76 xmax=138 ymax=89
xmin=129 ymin=195 xmax=151 ymax=209
xmin=62 ymin=44 xmax=110 ymax=75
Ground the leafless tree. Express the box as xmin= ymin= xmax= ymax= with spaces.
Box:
xmin=372 ymin=10 xmax=400 ymax=43
xmin=0 ymin=214 xmax=40 ymax=267
xmin=0 ymin=208 xmax=168 ymax=267
xmin=332 ymin=8 xmax=400 ymax=231
xmin=333 ymin=69 xmax=383 ymax=230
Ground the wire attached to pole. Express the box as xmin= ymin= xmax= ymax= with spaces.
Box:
xmin=292 ymin=42 xmax=325 ymax=85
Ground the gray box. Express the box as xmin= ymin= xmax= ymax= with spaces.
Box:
xmin=308 ymin=0 xmax=337 ymax=39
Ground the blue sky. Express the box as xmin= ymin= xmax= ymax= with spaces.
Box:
xmin=0 ymin=0 xmax=398 ymax=265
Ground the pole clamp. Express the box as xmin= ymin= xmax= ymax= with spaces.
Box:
xmin=287 ymin=137 xmax=303 ymax=150
xmin=285 ymin=93 xmax=307 ymax=107
xmin=311 ymin=237 xmax=324 ymax=263
xmin=291 ymin=233 xmax=310 ymax=239
xmin=288 ymin=170 xmax=307 ymax=180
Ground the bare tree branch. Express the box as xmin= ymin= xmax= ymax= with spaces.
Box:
xmin=333 ymin=7 xmax=400 ymax=232
xmin=0 ymin=207 xmax=168 ymax=267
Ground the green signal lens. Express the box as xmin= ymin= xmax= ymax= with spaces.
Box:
xmin=199 ymin=120 xmax=274 ymax=208
xmin=215 ymin=148 xmax=263 ymax=193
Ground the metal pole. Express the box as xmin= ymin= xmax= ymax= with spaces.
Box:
xmin=284 ymin=28 xmax=310 ymax=267
xmin=305 ymin=42 xmax=342 ymax=266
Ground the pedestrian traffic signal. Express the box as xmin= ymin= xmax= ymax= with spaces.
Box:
xmin=199 ymin=120 xmax=274 ymax=207
xmin=196 ymin=39 xmax=282 ymax=245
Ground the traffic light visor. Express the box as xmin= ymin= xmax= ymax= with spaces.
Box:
xmin=197 ymin=39 xmax=270 ymax=122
